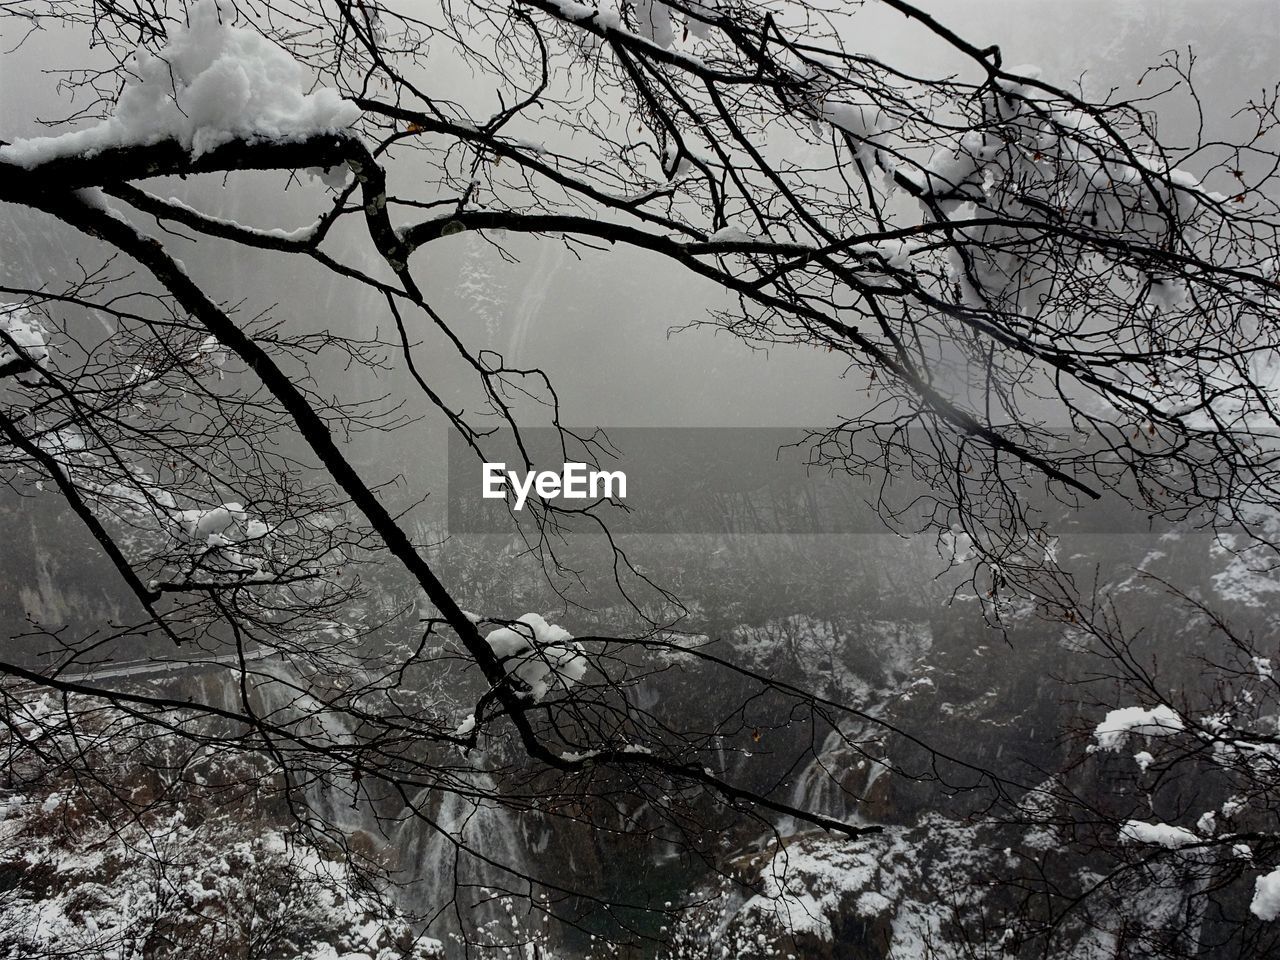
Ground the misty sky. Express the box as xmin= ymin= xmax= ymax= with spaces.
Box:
xmin=3 ymin=1 xmax=1276 ymax=438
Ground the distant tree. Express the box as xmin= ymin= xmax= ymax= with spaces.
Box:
xmin=0 ymin=685 xmax=453 ymax=958
xmin=3 ymin=0 xmax=1280 ymax=955
xmin=982 ymin=574 xmax=1280 ymax=960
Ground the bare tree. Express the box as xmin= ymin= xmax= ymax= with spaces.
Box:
xmin=4 ymin=0 xmax=1280 ymax=955
xmin=960 ymin=571 xmax=1280 ymax=960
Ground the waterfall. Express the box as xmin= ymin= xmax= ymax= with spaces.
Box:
xmin=775 ymin=619 xmax=932 ymax=835
xmin=254 ymin=664 xmax=382 ymax=836
xmin=505 ymin=240 xmax=567 ymax=362
xmin=393 ymin=767 xmax=536 ymax=947
xmin=778 ymin=721 xmax=888 ymax=837
xmin=789 ymin=727 xmax=858 ymax=820
xmin=202 ymin=661 xmax=380 ymax=837
xmin=203 ymin=663 xmax=538 ymax=945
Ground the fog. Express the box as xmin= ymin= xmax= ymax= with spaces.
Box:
xmin=4 ymin=2 xmax=1280 ymax=958
xmin=5 ymin=2 xmax=1272 ymax=440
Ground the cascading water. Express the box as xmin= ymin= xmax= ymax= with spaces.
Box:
xmin=776 ymin=619 xmax=933 ymax=835
xmin=782 ymin=725 xmax=868 ymax=828
xmin=777 ymin=716 xmax=893 ymax=839
xmin=205 ymin=661 xmax=379 ymax=836
xmin=393 ymin=766 xmax=535 ymax=947
xmin=505 ymin=240 xmax=567 ymax=362
xmin=197 ymin=662 xmax=539 ymax=946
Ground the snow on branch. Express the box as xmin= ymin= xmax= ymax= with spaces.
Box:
xmin=484 ymin=613 xmax=588 ymax=702
xmin=0 ymin=304 xmax=50 ymax=370
xmin=1090 ymin=704 xmax=1185 ymax=752
xmin=1253 ymin=867 xmax=1280 ymax=921
xmin=1117 ymin=819 xmax=1201 ymax=849
xmin=0 ymin=0 xmax=358 ymax=169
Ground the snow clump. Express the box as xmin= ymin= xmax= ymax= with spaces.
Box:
xmin=484 ymin=613 xmax=588 ymax=701
xmin=1091 ymin=704 xmax=1184 ymax=751
xmin=0 ymin=0 xmax=359 ymax=167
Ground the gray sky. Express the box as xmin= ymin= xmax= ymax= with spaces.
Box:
xmin=4 ymin=1 xmax=1277 ymax=438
